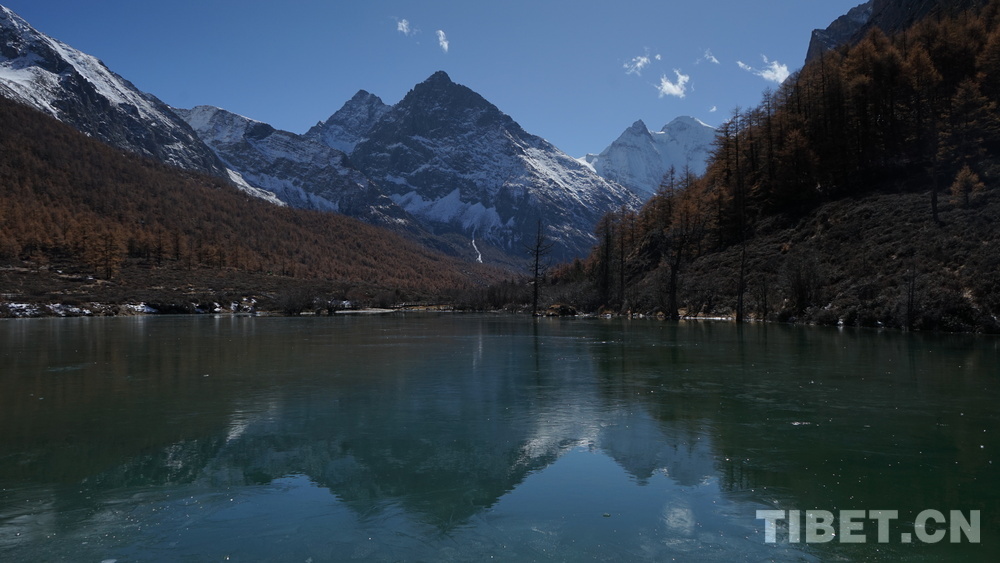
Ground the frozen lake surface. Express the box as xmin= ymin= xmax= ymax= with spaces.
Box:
xmin=1 ymin=314 xmax=997 ymax=561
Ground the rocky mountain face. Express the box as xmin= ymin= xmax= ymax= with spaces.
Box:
xmin=805 ymin=2 xmax=874 ymax=64
xmin=805 ymin=0 xmax=990 ymax=64
xmin=580 ymin=117 xmax=716 ymax=200
xmin=0 ymin=6 xmax=227 ymax=178
xmin=304 ymin=90 xmax=390 ymax=154
xmin=346 ymin=71 xmax=641 ymax=261
xmin=176 ymin=105 xmax=415 ymax=229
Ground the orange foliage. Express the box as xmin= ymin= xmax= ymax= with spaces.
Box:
xmin=0 ymin=96 xmax=492 ymax=293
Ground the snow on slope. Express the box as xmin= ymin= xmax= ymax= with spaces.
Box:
xmin=0 ymin=5 xmax=235 ymax=178
xmin=0 ymin=6 xmax=164 ymax=123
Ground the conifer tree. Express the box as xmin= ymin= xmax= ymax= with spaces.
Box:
xmin=949 ymin=164 xmax=986 ymax=207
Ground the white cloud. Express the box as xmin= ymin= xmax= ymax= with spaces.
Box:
xmin=624 ymin=49 xmax=663 ymax=76
xmin=701 ymin=49 xmax=720 ymax=65
xmin=657 ymin=70 xmax=690 ymax=98
xmin=737 ymin=55 xmax=789 ymax=84
xmin=437 ymin=30 xmax=449 ymax=53
xmin=624 ymin=54 xmax=651 ymax=76
xmin=759 ymin=56 xmax=789 ymax=83
xmin=709 ymin=105 xmax=718 ymax=113
xmin=396 ymin=18 xmax=412 ymax=35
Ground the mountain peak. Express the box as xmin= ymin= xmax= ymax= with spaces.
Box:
xmin=348 ymin=89 xmax=382 ymax=104
xmin=614 ymin=120 xmax=653 ymax=145
xmin=587 ymin=116 xmax=717 ymax=199
xmin=627 ymin=120 xmax=649 ymax=134
xmin=408 ymin=71 xmax=465 ymax=99
xmin=0 ymin=4 xmax=20 ymax=23
xmin=382 ymin=69 xmax=518 ymax=140
xmin=304 ymin=88 xmax=390 ymax=153
xmin=425 ymin=70 xmax=453 ymax=84
xmin=0 ymin=5 xmax=30 ymax=30
xmin=662 ymin=116 xmax=713 ymax=134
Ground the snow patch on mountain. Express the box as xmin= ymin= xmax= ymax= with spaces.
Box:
xmin=392 ymin=189 xmax=505 ymax=233
xmin=226 ymin=168 xmax=286 ymax=206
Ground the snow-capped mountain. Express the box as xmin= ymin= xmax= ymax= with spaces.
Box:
xmin=176 ymin=105 xmax=415 ymax=228
xmin=304 ymin=90 xmax=390 ymax=154
xmin=183 ymin=72 xmax=638 ymax=262
xmin=0 ymin=5 xmax=227 ymax=178
xmin=580 ymin=117 xmax=716 ymax=200
xmin=348 ymin=71 xmax=641 ymax=261
xmin=0 ymin=4 xmax=642 ymax=265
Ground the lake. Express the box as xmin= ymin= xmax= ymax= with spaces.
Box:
xmin=1 ymin=314 xmax=997 ymax=561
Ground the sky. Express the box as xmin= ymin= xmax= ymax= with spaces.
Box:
xmin=3 ymin=0 xmax=862 ymax=158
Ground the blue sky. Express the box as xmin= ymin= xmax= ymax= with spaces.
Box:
xmin=4 ymin=0 xmax=860 ymax=157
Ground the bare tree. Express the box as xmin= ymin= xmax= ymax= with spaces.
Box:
xmin=524 ymin=219 xmax=554 ymax=316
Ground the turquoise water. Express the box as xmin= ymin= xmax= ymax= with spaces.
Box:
xmin=1 ymin=314 xmax=997 ymax=561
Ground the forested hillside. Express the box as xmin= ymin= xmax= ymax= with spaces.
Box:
xmin=557 ymin=1 xmax=1000 ymax=332
xmin=0 ymin=96 xmax=497 ymax=313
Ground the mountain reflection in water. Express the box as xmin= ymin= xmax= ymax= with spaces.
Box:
xmin=1 ymin=315 xmax=996 ymax=561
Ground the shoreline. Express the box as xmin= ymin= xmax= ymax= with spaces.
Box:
xmin=3 ymin=300 xmax=998 ymax=337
